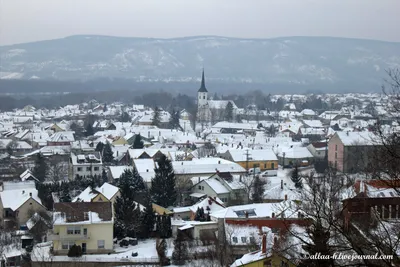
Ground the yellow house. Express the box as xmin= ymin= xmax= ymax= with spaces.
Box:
xmin=222 ymin=149 xmax=278 ymax=171
xmin=49 ymin=202 xmax=114 ymax=255
xmin=112 ymin=137 xmax=128 ymax=146
xmin=72 ymin=182 xmax=120 ymax=215
xmin=152 ymin=203 xmax=173 ymax=216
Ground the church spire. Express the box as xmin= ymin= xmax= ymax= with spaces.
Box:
xmin=198 ymin=68 xmax=208 ymax=93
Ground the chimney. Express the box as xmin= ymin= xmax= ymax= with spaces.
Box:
xmin=146 ymin=169 xmax=149 ymax=172
xmin=29 ymin=192 xmax=32 ymax=197
xmin=280 ymin=180 xmax=283 ymax=190
xmin=22 ymin=190 xmax=25 ymax=194
xmin=245 ymin=211 xmax=249 ymax=218
xmin=284 ymin=194 xmax=288 ymax=201
xmin=272 ymin=212 xmax=275 ymax=218
xmin=218 ymin=160 xmax=221 ymax=164
xmin=198 ymin=177 xmax=200 ymax=183
xmin=261 ymin=234 xmax=267 ymax=254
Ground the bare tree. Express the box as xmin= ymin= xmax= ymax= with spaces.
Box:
xmin=47 ymin=156 xmax=68 ymax=182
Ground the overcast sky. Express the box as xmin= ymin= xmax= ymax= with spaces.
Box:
xmin=1 ymin=0 xmax=399 ymax=45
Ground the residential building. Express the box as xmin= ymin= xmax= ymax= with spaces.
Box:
xmin=47 ymin=131 xmax=75 ymax=146
xmin=328 ymin=131 xmax=377 ymax=173
xmin=220 ymin=149 xmax=278 ymax=172
xmin=191 ymin=172 xmax=247 ymax=204
xmin=0 ymin=181 xmax=46 ymax=229
xmin=69 ymin=151 xmax=103 ymax=179
xmin=49 ymin=202 xmax=114 ymax=255
xmin=307 ymin=141 xmax=328 ymax=159
xmin=231 ymin=234 xmax=296 ymax=267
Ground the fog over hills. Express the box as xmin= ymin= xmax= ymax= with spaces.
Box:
xmin=0 ymin=35 xmax=399 ymax=93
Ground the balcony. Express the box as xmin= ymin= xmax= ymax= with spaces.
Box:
xmin=48 ymin=232 xmax=90 ymax=241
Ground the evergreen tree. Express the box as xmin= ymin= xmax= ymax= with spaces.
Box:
xmin=132 ymin=134 xmax=144 ymax=149
xmin=157 ymin=238 xmax=169 ymax=266
xmin=291 ymin=164 xmax=303 ymax=189
xmin=120 ymin=112 xmax=131 ymax=122
xmin=117 ymin=169 xmax=146 ymax=200
xmin=102 ymin=142 xmax=114 ymax=164
xmin=85 ymin=123 xmax=94 ymax=137
xmin=152 ymin=106 xmax=161 ymax=127
xmin=138 ymin=190 xmax=155 ymax=238
xmin=101 ymin=168 xmax=108 ymax=184
xmin=168 ymin=109 xmax=182 ymax=130
xmin=251 ymin=175 xmax=265 ymax=203
xmin=114 ymin=169 xmax=142 ymax=239
xmin=151 ymin=154 xmax=177 ymax=207
xmin=103 ymin=103 xmax=108 ymax=112
xmin=224 ymin=101 xmax=234 ymax=122
xmin=32 ymin=153 xmax=48 ymax=182
xmin=59 ymin=182 xmax=71 ymax=202
xmin=95 ymin=142 xmax=104 ymax=153
xmin=172 ymin=231 xmax=188 ymax=266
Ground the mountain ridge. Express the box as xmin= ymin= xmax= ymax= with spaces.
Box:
xmin=1 ymin=35 xmax=399 ymax=91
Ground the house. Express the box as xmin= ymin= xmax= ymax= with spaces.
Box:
xmin=47 ymin=131 xmax=75 ymax=146
xmin=231 ymin=234 xmax=296 ymax=267
xmin=72 ymin=183 xmax=120 ymax=204
xmin=328 ymin=131 xmax=378 ymax=173
xmin=220 ymin=149 xmax=278 ymax=172
xmin=133 ymin=158 xmax=156 ymax=187
xmin=276 ymin=145 xmax=314 ymax=167
xmin=19 ymin=169 xmax=39 ymax=182
xmin=107 ymin=165 xmax=133 ymax=182
xmin=307 ymin=141 xmax=328 ymax=159
xmin=69 ymin=151 xmax=103 ymax=180
xmin=190 ymin=172 xmax=247 ymax=205
xmin=171 ymin=219 xmax=218 ymax=240
xmin=49 ymin=202 xmax=114 ymax=255
xmin=342 ymin=179 xmax=400 ymax=230
xmin=172 ymin=158 xmax=247 ymax=181
xmin=211 ymin=202 xmax=309 ymax=256
xmin=0 ymin=181 xmax=46 ymax=229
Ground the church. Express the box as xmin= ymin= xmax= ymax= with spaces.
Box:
xmin=196 ymin=70 xmax=238 ymax=126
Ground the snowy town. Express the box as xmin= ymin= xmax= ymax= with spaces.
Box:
xmin=0 ymin=70 xmax=399 ymax=267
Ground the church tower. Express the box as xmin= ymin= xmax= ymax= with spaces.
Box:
xmin=197 ymin=69 xmax=208 ymax=109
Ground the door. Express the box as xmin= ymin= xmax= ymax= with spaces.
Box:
xmin=82 ymin=243 xmax=87 ymax=254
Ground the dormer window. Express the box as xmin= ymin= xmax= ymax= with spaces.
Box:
xmin=84 ymin=212 xmax=89 ymax=220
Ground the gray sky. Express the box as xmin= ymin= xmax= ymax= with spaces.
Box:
xmin=1 ymin=0 xmax=400 ymax=45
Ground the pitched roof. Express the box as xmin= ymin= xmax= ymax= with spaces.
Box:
xmin=53 ymin=202 xmax=112 ymax=223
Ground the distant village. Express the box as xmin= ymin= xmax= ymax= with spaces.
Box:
xmin=0 ymin=72 xmax=399 ymax=267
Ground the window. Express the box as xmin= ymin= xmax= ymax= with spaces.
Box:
xmin=335 ymin=144 xmax=338 ymax=151
xmin=77 ymin=167 xmax=82 ymax=172
xmin=67 ymin=227 xmax=74 ymax=235
xmin=271 ymin=163 xmax=275 ymax=169
xmin=335 ymin=152 xmax=337 ymax=159
xmin=203 ymin=96 xmax=205 ymax=99
xmin=67 ymin=226 xmax=81 ymax=235
xmin=86 ymin=167 xmax=91 ymax=171
xmin=94 ymin=167 xmax=99 ymax=171
xmin=232 ymin=237 xmax=238 ymax=243
xmin=199 ymin=96 xmax=201 ymax=99
xmin=62 ymin=241 xmax=75 ymax=250
xmin=249 ymin=236 xmax=255 ymax=244
xmin=198 ymin=185 xmax=202 ymax=190
xmin=97 ymin=240 xmax=105 ymax=249
xmin=84 ymin=212 xmax=89 ymax=220
xmin=264 ymin=163 xmax=267 ymax=169
xmin=241 ymin=237 xmax=247 ymax=243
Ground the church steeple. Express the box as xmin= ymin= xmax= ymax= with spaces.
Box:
xmin=198 ymin=69 xmax=208 ymax=93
